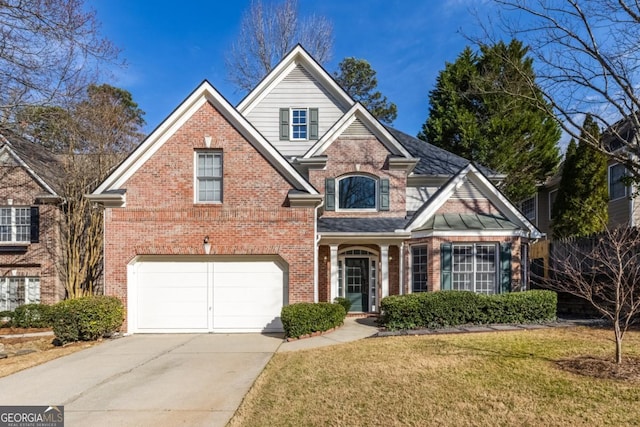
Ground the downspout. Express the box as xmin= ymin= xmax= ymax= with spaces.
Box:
xmin=313 ymin=200 xmax=323 ymax=303
xmin=399 ymin=242 xmax=404 ymax=295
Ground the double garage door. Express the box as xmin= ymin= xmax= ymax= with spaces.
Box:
xmin=133 ymin=258 xmax=286 ymax=333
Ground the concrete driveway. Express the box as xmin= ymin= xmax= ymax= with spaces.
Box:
xmin=0 ymin=333 xmax=283 ymax=426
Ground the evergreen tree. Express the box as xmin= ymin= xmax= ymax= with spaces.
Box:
xmin=419 ymin=40 xmax=561 ymax=201
xmin=334 ymin=57 xmax=397 ymax=124
xmin=552 ymin=114 xmax=608 ymax=238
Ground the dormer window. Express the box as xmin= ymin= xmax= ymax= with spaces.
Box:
xmin=324 ymin=175 xmax=390 ymax=211
xmin=279 ymin=108 xmax=318 ymax=141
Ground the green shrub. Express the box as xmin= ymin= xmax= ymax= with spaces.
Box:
xmin=380 ymin=290 xmax=557 ymax=330
xmin=281 ymin=302 xmax=346 ymax=338
xmin=0 ymin=310 xmax=13 ymax=327
xmin=12 ymin=303 xmax=53 ymax=328
xmin=51 ymin=296 xmax=125 ymax=344
xmin=333 ymin=297 xmax=352 ymax=313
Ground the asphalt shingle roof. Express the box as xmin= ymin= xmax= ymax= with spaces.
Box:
xmin=318 ymin=217 xmax=409 ymax=233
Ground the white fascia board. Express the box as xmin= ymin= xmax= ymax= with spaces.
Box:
xmin=94 ymin=81 xmax=317 ymax=196
xmin=238 ymin=45 xmax=353 ymax=114
xmin=303 ymin=104 xmax=413 ymax=159
xmin=318 ymin=232 xmax=411 ymax=246
xmin=0 ymin=145 xmax=58 ymax=197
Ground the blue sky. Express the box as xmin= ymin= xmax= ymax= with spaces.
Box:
xmin=92 ymin=0 xmax=494 ymax=136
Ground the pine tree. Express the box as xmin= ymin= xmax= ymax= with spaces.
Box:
xmin=419 ymin=40 xmax=561 ymax=202
xmin=552 ymin=114 xmax=608 ymax=238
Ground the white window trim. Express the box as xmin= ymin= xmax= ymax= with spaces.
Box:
xmin=290 ymin=107 xmax=308 ymax=141
xmin=410 ymin=245 xmax=428 ymax=293
xmin=0 ymin=206 xmax=30 ymax=244
xmin=608 ymin=163 xmax=628 ymax=201
xmin=451 ymin=243 xmax=498 ymax=294
xmin=194 ymin=151 xmax=223 ymax=204
xmin=336 ymin=174 xmax=378 ymax=212
xmin=548 ymin=189 xmax=558 ymax=220
xmin=0 ymin=276 xmax=40 ymax=311
xmin=520 ymin=196 xmax=536 ymax=222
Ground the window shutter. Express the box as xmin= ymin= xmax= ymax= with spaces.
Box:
xmin=309 ymin=108 xmax=319 ymax=139
xmin=279 ymin=108 xmax=289 ymax=140
xmin=379 ymin=178 xmax=390 ymax=211
xmin=325 ymin=178 xmax=335 ymax=211
xmin=30 ymin=206 xmax=40 ymax=243
xmin=440 ymin=242 xmax=452 ymax=290
xmin=500 ymin=243 xmax=512 ymax=293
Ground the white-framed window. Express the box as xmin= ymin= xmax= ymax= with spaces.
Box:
xmin=520 ymin=196 xmax=536 ymax=221
xmin=291 ymin=108 xmax=308 ymax=140
xmin=548 ymin=189 xmax=558 ymax=220
xmin=0 ymin=277 xmax=40 ymax=311
xmin=195 ymin=151 xmax=223 ymax=203
xmin=609 ymin=163 xmax=628 ymax=200
xmin=452 ymin=244 xmax=497 ymax=294
xmin=337 ymin=175 xmax=377 ymax=210
xmin=411 ymin=246 xmax=428 ymax=292
xmin=0 ymin=207 xmax=30 ymax=243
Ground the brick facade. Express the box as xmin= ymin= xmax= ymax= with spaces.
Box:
xmin=0 ymin=163 xmax=64 ymax=305
xmin=103 ymin=102 xmax=316 ymax=330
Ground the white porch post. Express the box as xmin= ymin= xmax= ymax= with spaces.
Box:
xmin=399 ymin=243 xmax=404 ymax=295
xmin=381 ymin=244 xmax=389 ymax=298
xmin=330 ymin=244 xmax=339 ymax=301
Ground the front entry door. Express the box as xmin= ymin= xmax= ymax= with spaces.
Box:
xmin=345 ymin=258 xmax=369 ymax=312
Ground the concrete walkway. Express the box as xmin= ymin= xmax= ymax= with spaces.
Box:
xmin=278 ymin=317 xmax=380 ymax=352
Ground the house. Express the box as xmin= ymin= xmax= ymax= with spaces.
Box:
xmin=89 ymin=46 xmax=541 ymax=334
xmin=0 ymin=129 xmax=65 ymax=311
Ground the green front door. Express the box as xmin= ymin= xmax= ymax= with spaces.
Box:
xmin=345 ymin=258 xmax=369 ymax=312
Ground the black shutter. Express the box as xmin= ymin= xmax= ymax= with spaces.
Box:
xmin=30 ymin=206 xmax=40 ymax=243
xmin=500 ymin=243 xmax=512 ymax=293
xmin=440 ymin=243 xmax=452 ymax=290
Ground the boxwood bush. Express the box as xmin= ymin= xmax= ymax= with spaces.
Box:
xmin=51 ymin=296 xmax=125 ymax=344
xmin=281 ymin=302 xmax=346 ymax=338
xmin=333 ymin=297 xmax=352 ymax=314
xmin=380 ymin=290 xmax=557 ymax=330
xmin=12 ymin=303 xmax=53 ymax=328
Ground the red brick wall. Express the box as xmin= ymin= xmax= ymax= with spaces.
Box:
xmin=309 ymin=136 xmax=407 ymax=217
xmin=103 ymin=102 xmax=316 ymax=330
xmin=0 ymin=164 xmax=63 ymax=304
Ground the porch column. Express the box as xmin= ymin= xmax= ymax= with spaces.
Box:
xmin=381 ymin=244 xmax=389 ymax=298
xmin=330 ymin=244 xmax=339 ymax=302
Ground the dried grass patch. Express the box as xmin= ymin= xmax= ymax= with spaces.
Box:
xmin=230 ymin=327 xmax=640 ymax=427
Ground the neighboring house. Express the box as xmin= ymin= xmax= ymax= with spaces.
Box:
xmin=0 ymin=129 xmax=65 ymax=311
xmin=89 ymin=45 xmax=541 ymax=334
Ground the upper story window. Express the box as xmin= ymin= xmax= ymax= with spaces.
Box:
xmin=548 ymin=189 xmax=558 ymax=220
xmin=324 ymin=175 xmax=389 ymax=212
xmin=609 ymin=163 xmax=627 ymax=200
xmin=196 ymin=151 xmax=223 ymax=203
xmin=339 ymin=176 xmax=377 ymax=210
xmin=519 ymin=197 xmax=535 ymax=221
xmin=0 ymin=207 xmax=30 ymax=243
xmin=279 ymin=108 xmax=318 ymax=141
xmin=291 ymin=109 xmax=307 ymax=140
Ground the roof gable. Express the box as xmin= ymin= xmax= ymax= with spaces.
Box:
xmin=405 ymin=164 xmax=542 ymax=238
xmin=0 ymin=131 xmax=63 ymax=196
xmin=237 ymin=44 xmax=353 ymax=115
xmin=93 ymin=80 xmax=318 ymax=196
xmin=303 ymin=103 xmax=415 ymax=160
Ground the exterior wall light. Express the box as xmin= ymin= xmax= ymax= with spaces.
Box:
xmin=203 ymin=236 xmax=211 ymax=255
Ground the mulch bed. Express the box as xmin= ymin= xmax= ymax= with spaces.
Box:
xmin=556 ymin=356 xmax=640 ymax=381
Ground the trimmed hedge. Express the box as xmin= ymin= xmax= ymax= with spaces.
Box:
xmin=12 ymin=303 xmax=53 ymax=328
xmin=333 ymin=297 xmax=352 ymax=314
xmin=380 ymin=290 xmax=557 ymax=330
xmin=281 ymin=302 xmax=346 ymax=338
xmin=51 ymin=296 xmax=125 ymax=344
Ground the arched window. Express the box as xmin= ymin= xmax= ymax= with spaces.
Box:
xmin=337 ymin=175 xmax=377 ymax=210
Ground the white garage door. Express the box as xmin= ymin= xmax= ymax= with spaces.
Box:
xmin=134 ymin=259 xmax=286 ymax=333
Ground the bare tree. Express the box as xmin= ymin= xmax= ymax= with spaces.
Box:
xmin=0 ymin=0 xmax=119 ymax=121
xmin=543 ymin=227 xmax=640 ymax=364
xmin=18 ymin=84 xmax=145 ymax=298
xmin=479 ymin=1 xmax=640 ymax=183
xmin=226 ymin=0 xmax=333 ymax=92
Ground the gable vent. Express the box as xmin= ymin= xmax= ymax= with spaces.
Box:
xmin=283 ymin=64 xmax=314 ymax=83
xmin=344 ymin=118 xmax=374 ymax=136
xmin=452 ymin=179 xmax=486 ymax=200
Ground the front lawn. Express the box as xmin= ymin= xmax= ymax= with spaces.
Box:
xmin=230 ymin=327 xmax=640 ymax=426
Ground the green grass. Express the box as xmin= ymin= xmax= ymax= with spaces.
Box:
xmin=230 ymin=327 xmax=640 ymax=427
